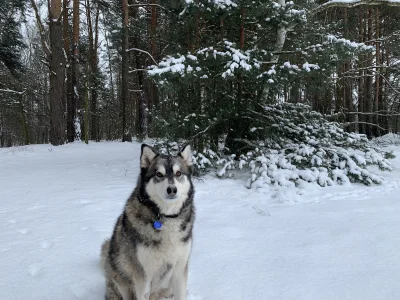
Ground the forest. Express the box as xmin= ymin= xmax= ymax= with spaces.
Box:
xmin=2 ymin=3 xmax=400 ymax=297
xmin=1 ymin=0 xmax=400 ymax=151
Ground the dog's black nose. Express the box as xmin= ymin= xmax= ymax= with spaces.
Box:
xmin=167 ymin=186 xmax=177 ymax=196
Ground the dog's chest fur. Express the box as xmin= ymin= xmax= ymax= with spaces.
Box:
xmin=124 ymin=197 xmax=194 ymax=288
xmin=137 ymin=219 xmax=192 ymax=287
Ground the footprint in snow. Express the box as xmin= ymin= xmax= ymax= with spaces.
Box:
xmin=17 ymin=228 xmax=30 ymax=235
xmin=69 ymin=282 xmax=90 ymax=299
xmin=28 ymin=263 xmax=42 ymax=277
xmin=40 ymin=240 xmax=53 ymax=249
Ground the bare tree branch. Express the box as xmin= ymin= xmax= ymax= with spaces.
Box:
xmin=0 ymin=89 xmax=26 ymax=95
xmin=30 ymin=0 xmax=52 ymax=59
xmin=126 ymin=48 xmax=158 ymax=65
xmin=345 ymin=112 xmax=400 ymax=117
xmin=190 ymin=125 xmax=213 ymax=140
xmin=312 ymin=0 xmax=400 ymax=15
xmin=343 ymin=121 xmax=387 ymax=131
xmin=128 ymin=3 xmax=170 ymax=11
xmin=128 ymin=69 xmax=147 ymax=73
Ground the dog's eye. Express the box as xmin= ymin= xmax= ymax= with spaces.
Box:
xmin=156 ymin=171 xmax=163 ymax=177
xmin=176 ymin=171 xmax=182 ymax=177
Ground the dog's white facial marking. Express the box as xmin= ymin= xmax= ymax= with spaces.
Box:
xmin=146 ymin=166 xmax=190 ymax=216
xmin=172 ymin=164 xmax=180 ymax=175
xmin=146 ymin=179 xmax=185 ymax=215
xmin=146 ymin=177 xmax=167 ymax=200
xmin=156 ymin=165 xmax=166 ymax=176
xmin=174 ymin=176 xmax=190 ymax=202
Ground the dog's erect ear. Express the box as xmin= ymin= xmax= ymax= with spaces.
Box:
xmin=141 ymin=144 xmax=158 ymax=168
xmin=179 ymin=144 xmax=192 ymax=166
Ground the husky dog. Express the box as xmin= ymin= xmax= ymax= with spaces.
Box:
xmin=101 ymin=144 xmax=195 ymax=300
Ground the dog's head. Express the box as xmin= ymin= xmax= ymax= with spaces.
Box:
xmin=139 ymin=144 xmax=193 ymax=214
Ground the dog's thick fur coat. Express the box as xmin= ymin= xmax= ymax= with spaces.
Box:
xmin=101 ymin=144 xmax=195 ymax=300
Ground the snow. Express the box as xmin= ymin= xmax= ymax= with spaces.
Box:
xmin=1 ymin=142 xmax=400 ymax=299
xmin=303 ymin=62 xmax=320 ymax=72
xmin=187 ymin=0 xmax=238 ymax=9
xmin=326 ymin=34 xmax=374 ymax=51
xmin=149 ymin=41 xmax=258 ymax=80
xmin=148 ymin=56 xmax=187 ymax=76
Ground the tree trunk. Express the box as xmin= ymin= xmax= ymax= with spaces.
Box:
xmin=72 ymin=0 xmax=80 ymax=140
xmin=343 ymin=8 xmax=353 ymax=131
xmin=87 ymin=0 xmax=100 ymax=142
xmin=262 ymin=0 xmax=288 ymax=101
xmin=374 ymin=7 xmax=381 ymax=136
xmin=19 ymin=96 xmax=29 ymax=145
xmin=66 ymin=0 xmax=79 ymax=142
xmin=150 ymin=0 xmax=157 ymax=60
xmin=148 ymin=0 xmax=158 ymax=133
xmin=49 ymin=0 xmax=66 ymax=145
xmin=84 ymin=62 xmax=89 ymax=144
xmin=365 ymin=8 xmax=373 ymax=137
xmin=63 ymin=0 xmax=74 ymax=143
xmin=357 ymin=8 xmax=365 ymax=134
xmin=121 ymin=0 xmax=131 ymax=142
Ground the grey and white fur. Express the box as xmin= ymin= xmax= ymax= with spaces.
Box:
xmin=100 ymin=144 xmax=195 ymax=300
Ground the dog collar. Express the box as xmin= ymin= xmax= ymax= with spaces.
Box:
xmin=153 ymin=211 xmax=180 ymax=230
xmin=137 ymin=195 xmax=180 ymax=230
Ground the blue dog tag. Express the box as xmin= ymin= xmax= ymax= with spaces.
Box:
xmin=153 ymin=221 xmax=162 ymax=229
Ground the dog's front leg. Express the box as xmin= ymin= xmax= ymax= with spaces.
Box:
xmin=114 ymin=281 xmax=132 ymax=300
xmin=132 ymin=278 xmax=151 ymax=300
xmin=171 ymin=262 xmax=188 ymax=300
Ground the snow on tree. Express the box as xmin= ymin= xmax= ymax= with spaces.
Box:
xmin=183 ymin=103 xmax=394 ymax=187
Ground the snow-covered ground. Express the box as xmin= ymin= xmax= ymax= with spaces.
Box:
xmin=1 ymin=141 xmax=399 ymax=300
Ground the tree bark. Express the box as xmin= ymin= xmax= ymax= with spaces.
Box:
xmin=66 ymin=0 xmax=79 ymax=142
xmin=19 ymin=96 xmax=29 ymax=145
xmin=49 ymin=0 xmax=66 ymax=145
xmin=357 ymin=8 xmax=365 ymax=134
xmin=63 ymin=0 xmax=74 ymax=143
xmin=148 ymin=0 xmax=158 ymax=132
xmin=365 ymin=8 xmax=374 ymax=137
xmin=262 ymin=0 xmax=289 ymax=101
xmin=72 ymin=0 xmax=80 ymax=140
xmin=374 ymin=7 xmax=381 ymax=136
xmin=121 ymin=0 xmax=131 ymax=141
xmin=87 ymin=0 xmax=100 ymax=142
xmin=343 ymin=8 xmax=353 ymax=131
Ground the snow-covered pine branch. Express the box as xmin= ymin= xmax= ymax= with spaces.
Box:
xmin=179 ymin=104 xmax=394 ymax=186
